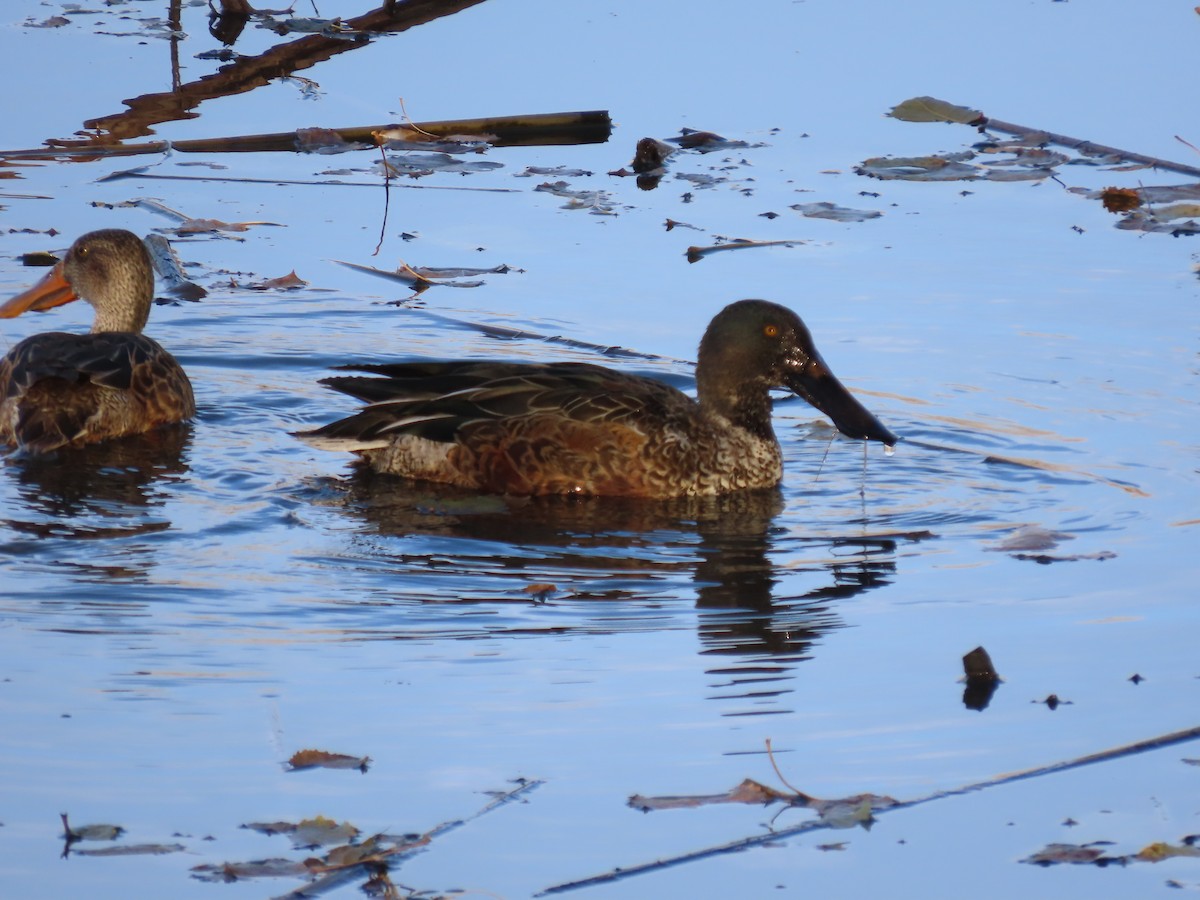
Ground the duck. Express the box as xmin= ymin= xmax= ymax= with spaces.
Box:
xmin=297 ymin=299 xmax=896 ymax=498
xmin=0 ymin=229 xmax=195 ymax=453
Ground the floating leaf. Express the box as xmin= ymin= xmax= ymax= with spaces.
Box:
xmin=287 ymin=749 xmax=370 ymax=772
xmin=628 ymin=778 xmax=798 ymax=812
xmin=375 ymin=152 xmax=503 ymax=178
xmin=249 ymin=271 xmax=308 ymax=291
xmin=523 ymin=583 xmax=558 ymax=601
xmin=243 ymin=816 xmax=360 ymax=848
xmin=1136 ymin=842 xmax=1200 ymax=862
xmin=144 ymin=234 xmax=206 ymax=302
xmin=1022 ymin=842 xmax=1119 ymax=866
xmin=191 ymin=857 xmax=311 ymax=883
xmin=1035 ymin=693 xmax=1071 ymax=710
xmin=61 ymin=814 xmax=124 ymax=842
xmin=1100 ymin=186 xmax=1142 ymax=213
xmin=333 ymin=259 xmax=491 ymax=291
xmin=813 ymin=796 xmax=877 ymax=829
xmin=411 ymin=263 xmax=520 ymax=278
xmin=791 ymin=201 xmax=882 ymax=222
xmin=856 ymin=153 xmax=981 ymax=182
xmin=74 ymin=843 xmax=186 ymax=857
xmin=888 ymin=96 xmax=983 ymax=125
xmin=666 ymin=128 xmax=756 ymax=153
xmin=293 ymin=817 xmax=360 ymax=848
xmin=686 ymin=238 xmax=805 ymax=263
xmin=533 ymin=181 xmax=619 ymax=214
xmin=1115 ymin=206 xmax=1200 ymax=235
xmin=515 ymin=166 xmax=594 ymax=178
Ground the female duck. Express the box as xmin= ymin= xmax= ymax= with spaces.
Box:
xmin=0 ymin=229 xmax=195 ymax=453
xmin=298 ymin=299 xmax=895 ymax=497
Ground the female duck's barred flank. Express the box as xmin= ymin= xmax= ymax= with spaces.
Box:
xmin=297 ymin=300 xmax=895 ymax=497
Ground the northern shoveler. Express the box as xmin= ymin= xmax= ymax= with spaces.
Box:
xmin=297 ymin=299 xmax=896 ymax=497
xmin=0 ymin=229 xmax=195 ymax=453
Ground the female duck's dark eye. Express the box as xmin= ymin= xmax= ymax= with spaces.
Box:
xmin=763 ymin=324 xmax=779 ymax=338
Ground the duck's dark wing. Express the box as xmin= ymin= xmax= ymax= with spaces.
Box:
xmin=297 ymin=361 xmax=693 ymax=450
xmin=0 ymin=331 xmax=195 ymax=452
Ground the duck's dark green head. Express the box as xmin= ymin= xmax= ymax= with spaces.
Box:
xmin=697 ymin=299 xmax=897 ymax=446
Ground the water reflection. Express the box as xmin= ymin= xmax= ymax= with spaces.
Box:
xmin=2 ymin=425 xmax=191 ymax=541
xmin=51 ymin=1 xmax=492 ymax=147
xmin=327 ymin=470 xmax=904 ymax=707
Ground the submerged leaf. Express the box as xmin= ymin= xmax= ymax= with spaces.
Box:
xmin=992 ymin=525 xmax=1073 ymax=552
xmin=791 ymin=201 xmax=882 ymax=222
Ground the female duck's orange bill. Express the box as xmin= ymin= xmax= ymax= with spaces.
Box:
xmin=0 ymin=263 xmax=78 ymax=319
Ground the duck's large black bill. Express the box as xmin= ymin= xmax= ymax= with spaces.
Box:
xmin=787 ymin=352 xmax=897 ymax=447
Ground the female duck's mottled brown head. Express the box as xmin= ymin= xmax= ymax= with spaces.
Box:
xmin=0 ymin=229 xmax=154 ymax=333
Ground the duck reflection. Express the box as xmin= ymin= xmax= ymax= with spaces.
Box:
xmin=3 ymin=425 xmax=191 ymax=540
xmin=334 ymin=470 xmax=901 ymax=689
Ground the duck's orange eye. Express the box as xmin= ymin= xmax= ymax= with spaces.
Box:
xmin=763 ymin=324 xmax=780 ymax=338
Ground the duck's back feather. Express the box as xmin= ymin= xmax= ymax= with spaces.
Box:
xmin=0 ymin=331 xmax=195 ymax=452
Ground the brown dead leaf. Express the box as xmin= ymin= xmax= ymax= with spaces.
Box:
xmin=628 ymin=778 xmax=797 ymax=812
xmin=287 ymin=749 xmax=370 ymax=773
xmin=175 ymin=218 xmax=252 ymax=234
xmin=1101 ymin=187 xmax=1142 ymax=213
xmin=1136 ymin=841 xmax=1200 ymax=862
xmin=251 ymin=271 xmax=308 ymax=291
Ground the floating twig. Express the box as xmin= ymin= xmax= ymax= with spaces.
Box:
xmin=540 ymin=723 xmax=1200 ymax=895
xmin=888 ymin=96 xmax=1200 ymax=179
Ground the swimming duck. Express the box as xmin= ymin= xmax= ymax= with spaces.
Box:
xmin=0 ymin=229 xmax=195 ymax=453
xmin=298 ymin=300 xmax=895 ymax=497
